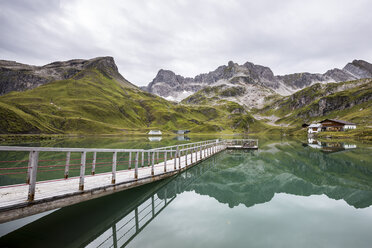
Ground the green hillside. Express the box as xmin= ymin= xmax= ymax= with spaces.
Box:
xmin=0 ymin=67 xmax=266 ymax=134
xmin=254 ymin=79 xmax=372 ymax=127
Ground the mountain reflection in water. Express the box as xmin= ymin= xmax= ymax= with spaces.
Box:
xmin=1 ymin=141 xmax=372 ymax=247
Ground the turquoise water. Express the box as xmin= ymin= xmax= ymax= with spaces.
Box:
xmin=0 ymin=137 xmax=372 ymax=247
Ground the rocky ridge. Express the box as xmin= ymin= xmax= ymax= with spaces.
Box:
xmin=0 ymin=56 xmax=135 ymax=95
xmin=144 ymin=59 xmax=372 ymax=108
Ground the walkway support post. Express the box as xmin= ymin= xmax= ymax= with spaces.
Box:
xmin=112 ymin=151 xmax=117 ymax=184
xmin=64 ymin=151 xmax=71 ymax=179
xmin=27 ymin=151 xmax=39 ymax=201
xmin=79 ymin=151 xmax=86 ymax=191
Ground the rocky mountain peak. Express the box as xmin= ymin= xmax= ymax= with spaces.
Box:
xmin=227 ymin=61 xmax=235 ymax=67
xmin=144 ymin=59 xmax=372 ymax=106
xmin=0 ymin=56 xmax=134 ymax=95
xmin=153 ymin=69 xmax=179 ymax=82
xmin=343 ymin=60 xmax=372 ymax=78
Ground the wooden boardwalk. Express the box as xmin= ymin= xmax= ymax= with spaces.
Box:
xmin=0 ymin=139 xmax=257 ymax=222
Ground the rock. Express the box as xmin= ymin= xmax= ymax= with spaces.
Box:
xmin=343 ymin=60 xmax=372 ymax=78
xmin=144 ymin=59 xmax=372 ymax=108
xmin=0 ymin=56 xmax=135 ymax=95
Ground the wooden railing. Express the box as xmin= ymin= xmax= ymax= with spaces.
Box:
xmin=0 ymin=139 xmax=257 ymax=204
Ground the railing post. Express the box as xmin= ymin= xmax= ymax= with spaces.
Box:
xmin=64 ymin=151 xmax=71 ymax=179
xmin=112 ymin=151 xmax=117 ymax=184
xmin=178 ymin=148 xmax=181 ymax=169
xmin=157 ymin=151 xmax=159 ymax=164
xmin=174 ymin=146 xmax=178 ymax=170
xmin=79 ymin=151 xmax=86 ymax=191
xmin=112 ymin=225 xmax=118 ymax=248
xmin=135 ymin=207 xmax=139 ymax=232
xmin=27 ymin=151 xmax=39 ymax=201
xmin=164 ymin=151 xmax=167 ymax=172
xmin=26 ymin=152 xmax=32 ymax=184
xmin=128 ymin=152 xmax=132 ymax=169
xmin=199 ymin=143 xmax=202 ymax=160
xmin=151 ymin=195 xmax=155 ymax=217
xmin=141 ymin=152 xmax=144 ymax=167
xmin=148 ymin=151 xmax=151 ymax=166
xmin=135 ymin=151 xmax=139 ymax=179
xmin=151 ymin=152 xmax=155 ymax=176
xmin=191 ymin=147 xmax=193 ymax=164
xmin=185 ymin=148 xmax=189 ymax=167
xmin=91 ymin=152 xmax=96 ymax=175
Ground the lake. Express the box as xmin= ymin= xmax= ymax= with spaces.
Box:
xmin=0 ymin=135 xmax=372 ymax=247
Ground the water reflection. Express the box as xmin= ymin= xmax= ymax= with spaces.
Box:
xmin=173 ymin=135 xmax=190 ymax=141
xmin=306 ymin=138 xmax=357 ymax=153
xmin=0 ymin=155 xmax=217 ymax=248
xmin=148 ymin=136 xmax=162 ymax=142
xmin=1 ymin=140 xmax=372 ymax=247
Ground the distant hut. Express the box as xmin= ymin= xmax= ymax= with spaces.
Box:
xmin=319 ymin=119 xmax=356 ymax=131
xmin=148 ymin=130 xmax=162 ymax=135
xmin=308 ymin=124 xmax=321 ymax=134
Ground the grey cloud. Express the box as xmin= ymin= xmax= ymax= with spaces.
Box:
xmin=1 ymin=0 xmax=372 ymax=86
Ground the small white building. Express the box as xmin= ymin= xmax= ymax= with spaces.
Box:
xmin=344 ymin=124 xmax=357 ymax=130
xmin=148 ymin=130 xmax=162 ymax=135
xmin=308 ymin=124 xmax=322 ymax=134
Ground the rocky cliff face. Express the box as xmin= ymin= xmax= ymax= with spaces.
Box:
xmin=0 ymin=56 xmax=135 ymax=95
xmin=144 ymin=59 xmax=372 ymax=106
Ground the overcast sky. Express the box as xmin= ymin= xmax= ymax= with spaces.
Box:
xmin=1 ymin=0 xmax=372 ymax=86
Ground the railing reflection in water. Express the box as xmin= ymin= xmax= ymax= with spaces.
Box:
xmin=85 ymin=155 xmax=217 ymax=248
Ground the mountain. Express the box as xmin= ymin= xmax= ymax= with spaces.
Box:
xmin=144 ymin=59 xmax=372 ymax=108
xmin=0 ymin=56 xmax=371 ymax=135
xmin=0 ymin=57 xmax=270 ymax=134
xmin=0 ymin=57 xmax=136 ymax=95
xmin=254 ymin=78 xmax=372 ymax=127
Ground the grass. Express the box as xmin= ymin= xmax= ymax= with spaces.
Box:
xmin=1 ymin=64 xmax=371 ymax=138
xmin=0 ymin=67 xmax=270 ymax=135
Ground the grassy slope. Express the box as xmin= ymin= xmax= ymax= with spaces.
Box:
xmin=255 ymin=79 xmax=372 ymax=126
xmin=0 ymin=68 xmax=268 ymax=134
